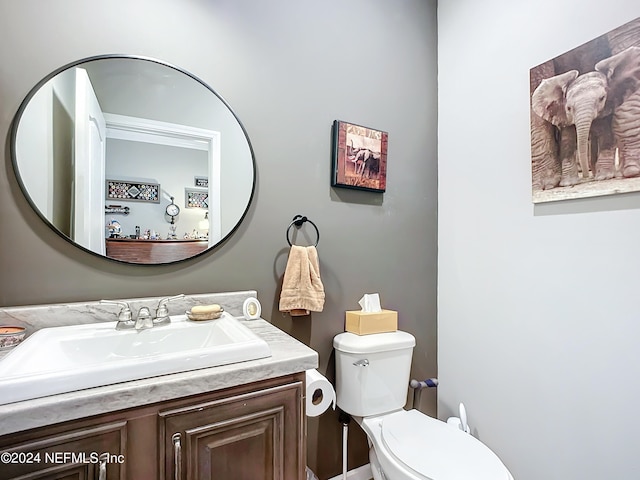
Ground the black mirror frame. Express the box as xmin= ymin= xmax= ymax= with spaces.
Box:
xmin=10 ymin=54 xmax=256 ymax=266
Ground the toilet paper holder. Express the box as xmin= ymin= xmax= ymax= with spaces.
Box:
xmin=305 ymin=369 xmax=335 ymax=417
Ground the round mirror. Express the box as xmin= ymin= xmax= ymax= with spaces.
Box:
xmin=11 ymin=55 xmax=255 ymax=265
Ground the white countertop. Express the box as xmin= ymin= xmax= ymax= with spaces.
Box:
xmin=0 ymin=318 xmax=318 ymax=436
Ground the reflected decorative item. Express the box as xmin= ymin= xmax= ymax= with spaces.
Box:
xmin=106 ymin=219 xmax=122 ymax=238
xmin=198 ymin=211 xmax=209 ymax=238
xmin=194 ymin=176 xmax=208 ymax=187
xmin=186 ymin=188 xmax=209 ymax=208
xmin=331 ymin=120 xmax=388 ymax=193
xmin=105 ymin=205 xmax=130 ymax=215
xmin=165 ymin=196 xmax=180 ymax=230
xmin=165 ymin=198 xmax=180 ymax=217
xmin=107 ymin=180 xmax=160 ymax=203
xmin=530 ymin=17 xmax=640 ymax=203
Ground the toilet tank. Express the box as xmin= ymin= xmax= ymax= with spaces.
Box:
xmin=333 ymin=331 xmax=415 ymax=417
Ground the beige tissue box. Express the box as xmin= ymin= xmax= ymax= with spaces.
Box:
xmin=345 ymin=310 xmax=398 ymax=335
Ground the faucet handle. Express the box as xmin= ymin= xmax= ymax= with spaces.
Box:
xmin=100 ymin=300 xmax=133 ymax=322
xmin=157 ymin=294 xmax=185 ymax=307
xmin=154 ymin=294 xmax=185 ymax=326
xmin=156 ymin=294 xmax=185 ymax=316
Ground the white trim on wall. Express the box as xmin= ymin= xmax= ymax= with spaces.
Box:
xmin=104 ymin=113 xmax=215 ymax=150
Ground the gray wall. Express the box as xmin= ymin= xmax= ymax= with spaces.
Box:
xmin=0 ymin=1 xmax=438 ymax=477
xmin=439 ymin=1 xmax=640 ymax=479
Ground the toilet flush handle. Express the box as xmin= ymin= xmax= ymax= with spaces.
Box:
xmin=353 ymin=359 xmax=369 ymax=367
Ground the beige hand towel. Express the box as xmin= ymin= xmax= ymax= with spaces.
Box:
xmin=279 ymin=245 xmax=325 ymax=316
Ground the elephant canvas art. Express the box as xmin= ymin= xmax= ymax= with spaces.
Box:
xmin=331 ymin=120 xmax=388 ymax=193
xmin=530 ymin=17 xmax=640 ymax=203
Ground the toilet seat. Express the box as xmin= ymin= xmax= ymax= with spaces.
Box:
xmin=378 ymin=410 xmax=512 ymax=480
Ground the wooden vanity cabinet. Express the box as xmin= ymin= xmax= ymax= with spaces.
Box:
xmin=159 ymin=379 xmax=304 ymax=480
xmin=0 ymin=373 xmax=306 ymax=480
xmin=0 ymin=420 xmax=126 ymax=480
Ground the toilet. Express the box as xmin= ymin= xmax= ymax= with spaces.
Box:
xmin=333 ymin=331 xmax=514 ymax=480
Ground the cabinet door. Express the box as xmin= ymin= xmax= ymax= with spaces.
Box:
xmin=0 ymin=421 xmax=127 ymax=480
xmin=160 ymin=381 xmax=304 ymax=480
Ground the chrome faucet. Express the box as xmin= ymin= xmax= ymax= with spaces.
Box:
xmin=100 ymin=300 xmax=164 ymax=331
xmin=153 ymin=294 xmax=185 ymax=326
xmin=134 ymin=306 xmax=154 ymax=331
xmin=100 ymin=300 xmax=136 ymax=330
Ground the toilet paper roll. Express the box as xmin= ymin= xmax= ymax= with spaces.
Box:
xmin=305 ymin=369 xmax=336 ymax=417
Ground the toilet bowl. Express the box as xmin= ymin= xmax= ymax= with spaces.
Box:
xmin=360 ymin=410 xmax=514 ymax=480
xmin=333 ymin=331 xmax=514 ymax=480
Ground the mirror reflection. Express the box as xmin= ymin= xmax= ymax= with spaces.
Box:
xmin=12 ymin=56 xmax=255 ymax=264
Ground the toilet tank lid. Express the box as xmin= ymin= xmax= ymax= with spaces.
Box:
xmin=333 ymin=331 xmax=415 ymax=354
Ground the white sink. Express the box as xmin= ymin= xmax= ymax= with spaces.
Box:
xmin=0 ymin=312 xmax=271 ymax=405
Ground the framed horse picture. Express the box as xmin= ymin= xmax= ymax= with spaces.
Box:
xmin=331 ymin=120 xmax=388 ymax=193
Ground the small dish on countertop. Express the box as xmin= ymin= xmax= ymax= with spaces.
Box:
xmin=0 ymin=326 xmax=26 ymax=350
xmin=185 ymin=304 xmax=224 ymax=322
xmin=185 ymin=310 xmax=223 ymax=322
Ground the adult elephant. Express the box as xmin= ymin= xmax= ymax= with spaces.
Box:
xmin=595 ymin=46 xmax=640 ymax=178
xmin=610 ymin=88 xmax=640 ymax=177
xmin=532 ymin=46 xmax=640 ymax=184
xmin=530 ymin=111 xmax=561 ymax=191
